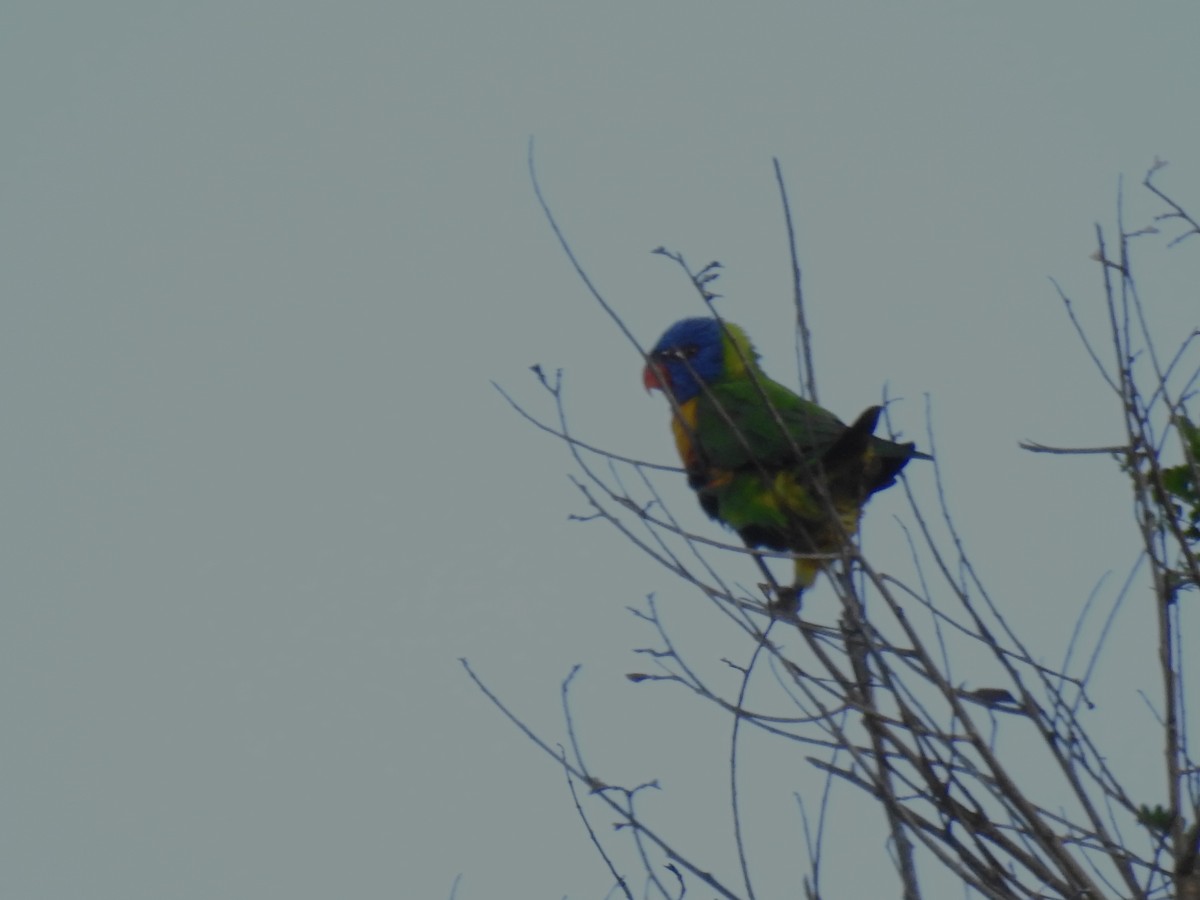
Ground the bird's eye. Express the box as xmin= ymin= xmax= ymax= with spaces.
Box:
xmin=660 ymin=344 xmax=698 ymax=362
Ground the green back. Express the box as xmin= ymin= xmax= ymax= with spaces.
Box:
xmin=692 ymin=375 xmax=847 ymax=471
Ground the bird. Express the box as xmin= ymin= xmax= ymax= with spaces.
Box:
xmin=642 ymin=316 xmax=927 ymax=607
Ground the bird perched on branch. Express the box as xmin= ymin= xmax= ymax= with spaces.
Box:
xmin=642 ymin=316 xmax=928 ymax=608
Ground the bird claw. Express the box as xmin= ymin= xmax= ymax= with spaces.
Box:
xmin=769 ymin=584 xmax=803 ymax=617
xmin=756 ymin=582 xmax=802 ymax=616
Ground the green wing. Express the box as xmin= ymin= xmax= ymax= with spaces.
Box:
xmin=692 ymin=376 xmax=847 ymax=471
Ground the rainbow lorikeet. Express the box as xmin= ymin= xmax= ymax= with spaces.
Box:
xmin=642 ymin=317 xmax=927 ymax=603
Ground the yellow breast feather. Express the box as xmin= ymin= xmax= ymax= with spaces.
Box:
xmin=670 ymin=398 xmax=701 ymax=471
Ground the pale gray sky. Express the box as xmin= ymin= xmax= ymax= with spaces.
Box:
xmin=3 ymin=4 xmax=1199 ymax=898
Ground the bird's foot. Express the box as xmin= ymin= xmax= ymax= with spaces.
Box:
xmin=768 ymin=584 xmax=803 ymax=617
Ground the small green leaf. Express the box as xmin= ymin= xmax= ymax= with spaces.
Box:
xmin=1162 ymin=466 xmax=1192 ymax=499
xmin=1137 ymin=803 xmax=1175 ymax=834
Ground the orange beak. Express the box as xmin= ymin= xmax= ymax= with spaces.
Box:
xmin=642 ymin=362 xmax=665 ymax=393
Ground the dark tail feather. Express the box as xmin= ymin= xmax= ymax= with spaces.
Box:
xmin=871 ymin=435 xmax=930 ymax=493
xmin=872 ymin=448 xmax=915 ymax=491
xmin=825 ymin=405 xmax=934 ymax=493
xmin=822 ymin=405 xmax=882 ymax=466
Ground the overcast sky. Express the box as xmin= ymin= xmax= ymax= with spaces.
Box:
xmin=4 ymin=4 xmax=1200 ymax=898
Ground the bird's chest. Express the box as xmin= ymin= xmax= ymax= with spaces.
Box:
xmin=670 ymin=399 xmax=704 ymax=473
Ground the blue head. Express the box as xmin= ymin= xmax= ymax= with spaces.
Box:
xmin=643 ymin=317 xmax=731 ymax=404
